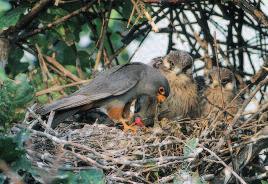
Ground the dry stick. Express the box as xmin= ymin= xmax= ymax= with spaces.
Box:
xmin=127 ymin=0 xmax=137 ymax=28
xmin=47 ymin=110 xmax=55 ymax=129
xmin=44 ymin=55 xmax=81 ymax=82
xmin=44 ymin=62 xmax=75 ymax=95
xmin=201 ymin=145 xmax=247 ymax=184
xmin=213 ymin=78 xmax=268 ymax=160
xmin=76 ymin=57 xmax=84 ymax=79
xmin=232 ymin=135 xmax=268 ymax=149
xmin=19 ymin=126 xmax=155 ymax=167
xmin=140 ymin=2 xmax=159 ymax=32
xmin=18 ymin=0 xmax=97 ymax=41
xmin=26 ymin=108 xmax=57 ymax=136
xmin=109 ymin=7 xmax=165 ymax=62
xmin=231 ymin=77 xmax=268 ymax=129
xmin=244 ymin=101 xmax=268 ymax=124
xmin=94 ymin=1 xmax=113 ymax=70
xmin=36 ymin=44 xmax=49 ymax=82
xmin=213 ymin=32 xmax=238 ymax=180
xmin=36 ymin=79 xmax=90 ymax=96
xmin=233 ymin=0 xmax=268 ymax=27
xmin=213 ymin=32 xmax=225 ymax=111
xmin=251 ymin=58 xmax=268 ymax=85
xmin=22 ymin=125 xmax=192 ymax=170
xmin=245 ymin=172 xmax=268 ymax=182
xmin=143 ymin=0 xmax=193 ymax=4
xmin=129 ymin=0 xmax=144 ymax=31
xmin=66 ymin=150 xmax=111 ymax=170
xmin=107 ymin=176 xmax=141 ymax=184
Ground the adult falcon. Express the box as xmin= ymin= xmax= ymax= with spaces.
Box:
xmin=36 ymin=62 xmax=170 ymax=132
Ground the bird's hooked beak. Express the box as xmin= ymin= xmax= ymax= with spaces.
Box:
xmin=156 ymin=93 xmax=166 ymax=103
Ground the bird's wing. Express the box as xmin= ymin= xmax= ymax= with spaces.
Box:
xmin=37 ymin=63 xmax=145 ymax=115
xmin=76 ymin=63 xmax=144 ymax=96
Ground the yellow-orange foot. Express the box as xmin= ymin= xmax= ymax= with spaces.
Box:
xmin=121 ymin=120 xmax=137 ymax=134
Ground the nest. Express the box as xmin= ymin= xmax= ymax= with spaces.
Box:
xmin=17 ymin=105 xmax=268 ymax=183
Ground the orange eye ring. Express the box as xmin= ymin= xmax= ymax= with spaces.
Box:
xmin=158 ymin=86 xmax=165 ymax=95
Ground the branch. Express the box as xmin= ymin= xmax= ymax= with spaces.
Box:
xmin=18 ymin=0 xmax=97 ymax=41
xmin=231 ymin=77 xmax=268 ymax=128
xmin=3 ymin=0 xmax=52 ymax=36
xmin=44 ymin=55 xmax=82 ymax=82
xmin=201 ymin=145 xmax=247 ymax=184
xmin=143 ymin=0 xmax=197 ymax=4
xmin=233 ymin=0 xmax=268 ymax=27
xmin=94 ymin=0 xmax=113 ymax=70
xmin=36 ymin=79 xmax=90 ymax=96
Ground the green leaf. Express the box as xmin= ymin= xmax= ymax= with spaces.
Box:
xmin=11 ymin=155 xmax=32 ymax=172
xmin=0 ymin=74 xmax=34 ymax=129
xmin=77 ymin=51 xmax=92 ymax=69
xmin=0 ymin=135 xmax=25 ymax=163
xmin=183 ymin=138 xmax=198 ymax=157
xmin=6 ymin=47 xmax=28 ymax=76
xmin=13 ymin=74 xmax=35 ymax=108
xmin=0 ymin=68 xmax=7 ymax=81
xmin=261 ymin=180 xmax=268 ymax=184
xmin=53 ymin=41 xmax=77 ymax=65
xmin=0 ymin=6 xmax=26 ymax=30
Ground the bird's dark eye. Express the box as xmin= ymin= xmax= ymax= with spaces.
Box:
xmin=208 ymin=75 xmax=213 ymax=84
xmin=170 ymin=62 xmax=175 ymax=67
xmin=158 ymin=86 xmax=165 ymax=95
xmin=221 ymin=79 xmax=229 ymax=85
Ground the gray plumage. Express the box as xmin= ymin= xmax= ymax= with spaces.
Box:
xmin=36 ymin=62 xmax=170 ymax=128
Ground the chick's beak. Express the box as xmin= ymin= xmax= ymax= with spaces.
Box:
xmin=173 ymin=67 xmax=182 ymax=76
xmin=157 ymin=93 xmax=166 ymax=103
xmin=211 ymin=81 xmax=219 ymax=88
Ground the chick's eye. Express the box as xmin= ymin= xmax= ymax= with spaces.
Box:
xmin=208 ymin=75 xmax=213 ymax=83
xmin=170 ymin=62 xmax=175 ymax=67
xmin=221 ymin=79 xmax=228 ymax=85
xmin=158 ymin=87 xmax=165 ymax=94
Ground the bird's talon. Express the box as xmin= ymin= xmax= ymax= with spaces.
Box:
xmin=123 ymin=125 xmax=137 ymax=134
xmin=121 ymin=121 xmax=137 ymax=134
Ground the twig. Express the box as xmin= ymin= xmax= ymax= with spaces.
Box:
xmin=66 ymin=150 xmax=111 ymax=170
xmin=233 ymin=0 xmax=268 ymax=27
xmin=47 ymin=110 xmax=55 ymax=129
xmin=94 ymin=1 xmax=113 ymax=70
xmin=44 ymin=55 xmax=82 ymax=82
xmin=36 ymin=79 xmax=90 ymax=96
xmin=3 ymin=0 xmax=52 ymax=36
xmin=26 ymin=108 xmax=57 ymax=136
xmin=18 ymin=0 xmax=97 ymax=41
xmin=231 ymin=77 xmax=268 ymax=128
xmin=201 ymin=145 xmax=247 ymax=184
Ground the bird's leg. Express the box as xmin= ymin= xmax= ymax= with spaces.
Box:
xmin=120 ymin=119 xmax=137 ymax=134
